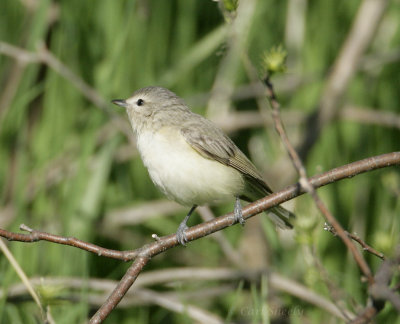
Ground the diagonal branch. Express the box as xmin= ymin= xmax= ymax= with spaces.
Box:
xmin=263 ymin=74 xmax=374 ymax=283
xmin=325 ymin=224 xmax=385 ymax=260
xmin=0 ymin=152 xmax=399 ymax=322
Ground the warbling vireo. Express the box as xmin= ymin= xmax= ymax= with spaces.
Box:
xmin=112 ymin=86 xmax=295 ymax=245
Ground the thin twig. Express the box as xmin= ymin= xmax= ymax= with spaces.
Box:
xmin=263 ymin=74 xmax=374 ymax=283
xmin=325 ymin=224 xmax=385 ymax=260
xmin=0 ymin=224 xmax=138 ymax=261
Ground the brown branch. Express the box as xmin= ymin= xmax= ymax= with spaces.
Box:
xmin=325 ymin=224 xmax=385 ymax=260
xmin=345 ymin=232 xmax=385 ymax=260
xmin=0 ymin=224 xmax=137 ymax=261
xmin=0 ymin=152 xmax=399 ymax=322
xmin=263 ymin=74 xmax=374 ymax=283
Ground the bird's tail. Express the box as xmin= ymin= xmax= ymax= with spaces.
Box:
xmin=266 ymin=205 xmax=295 ymax=229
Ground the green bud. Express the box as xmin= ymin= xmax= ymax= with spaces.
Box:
xmin=262 ymin=45 xmax=288 ymax=75
xmin=222 ymin=0 xmax=238 ymax=12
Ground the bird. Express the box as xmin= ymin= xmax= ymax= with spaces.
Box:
xmin=112 ymin=86 xmax=295 ymax=245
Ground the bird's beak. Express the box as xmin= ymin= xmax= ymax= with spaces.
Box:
xmin=112 ymin=99 xmax=128 ymax=108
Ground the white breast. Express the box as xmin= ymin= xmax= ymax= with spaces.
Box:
xmin=136 ymin=127 xmax=244 ymax=206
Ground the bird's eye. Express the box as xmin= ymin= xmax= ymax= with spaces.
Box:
xmin=137 ymin=99 xmax=144 ymax=106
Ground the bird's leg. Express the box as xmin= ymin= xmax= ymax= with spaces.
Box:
xmin=176 ymin=205 xmax=197 ymax=246
xmin=234 ymin=197 xmax=245 ymax=225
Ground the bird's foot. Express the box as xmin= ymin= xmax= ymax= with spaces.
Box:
xmin=234 ymin=197 xmax=245 ymax=226
xmin=176 ymin=221 xmax=189 ymax=246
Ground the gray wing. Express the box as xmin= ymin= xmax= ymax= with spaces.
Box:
xmin=181 ymin=114 xmax=295 ymax=229
xmin=180 ymin=115 xmax=273 ymax=200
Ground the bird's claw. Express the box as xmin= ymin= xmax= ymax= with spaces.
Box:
xmin=176 ymin=222 xmax=189 ymax=246
xmin=234 ymin=198 xmax=245 ymax=226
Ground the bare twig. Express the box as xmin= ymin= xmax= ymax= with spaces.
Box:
xmin=263 ymin=74 xmax=374 ymax=283
xmin=325 ymin=224 xmax=385 ymax=260
xmin=0 ymin=224 xmax=137 ymax=261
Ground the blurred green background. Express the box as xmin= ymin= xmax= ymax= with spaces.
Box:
xmin=0 ymin=0 xmax=399 ymax=323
